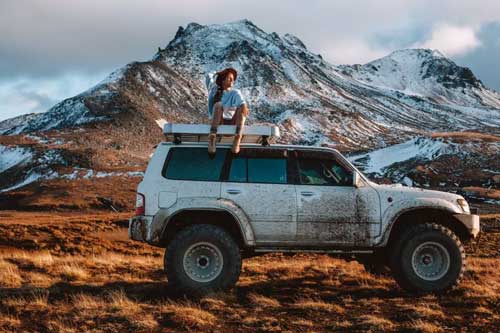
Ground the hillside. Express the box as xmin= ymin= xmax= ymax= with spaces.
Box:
xmin=0 ymin=19 xmax=499 ymax=206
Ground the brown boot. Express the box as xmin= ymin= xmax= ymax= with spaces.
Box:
xmin=208 ymin=132 xmax=217 ymax=154
xmin=232 ymin=134 xmax=242 ymax=154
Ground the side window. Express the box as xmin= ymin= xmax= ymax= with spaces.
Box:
xmin=248 ymin=158 xmax=287 ymax=184
xmin=228 ymin=157 xmax=247 ymax=182
xmin=163 ymin=148 xmax=227 ymax=181
xmin=297 ymin=158 xmax=353 ymax=186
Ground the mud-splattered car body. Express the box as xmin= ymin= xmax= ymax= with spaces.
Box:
xmin=129 ymin=142 xmax=479 ymax=251
xmin=129 ymin=141 xmax=480 ymax=293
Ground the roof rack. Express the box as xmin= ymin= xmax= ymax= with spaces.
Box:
xmin=163 ymin=124 xmax=280 ymax=146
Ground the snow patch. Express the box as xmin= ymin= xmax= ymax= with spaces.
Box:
xmin=349 ymin=137 xmax=459 ymax=174
xmin=0 ymin=145 xmax=32 ymax=173
xmin=0 ymin=170 xmax=59 ymax=192
xmin=60 ymin=169 xmax=144 ymax=180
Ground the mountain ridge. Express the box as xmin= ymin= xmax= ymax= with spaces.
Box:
xmin=0 ymin=19 xmax=499 ymax=199
xmin=2 ymin=20 xmax=499 ymax=147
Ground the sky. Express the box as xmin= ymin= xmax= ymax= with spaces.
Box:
xmin=1 ymin=0 xmax=500 ymax=121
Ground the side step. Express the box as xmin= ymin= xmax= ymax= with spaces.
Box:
xmin=253 ymin=248 xmax=374 ymax=254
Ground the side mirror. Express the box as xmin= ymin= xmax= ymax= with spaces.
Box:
xmin=353 ymin=172 xmax=362 ymax=188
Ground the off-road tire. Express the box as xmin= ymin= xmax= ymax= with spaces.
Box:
xmin=165 ymin=224 xmax=241 ymax=294
xmin=390 ymin=223 xmax=465 ymax=293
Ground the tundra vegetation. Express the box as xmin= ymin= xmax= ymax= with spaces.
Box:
xmin=0 ymin=205 xmax=499 ymax=332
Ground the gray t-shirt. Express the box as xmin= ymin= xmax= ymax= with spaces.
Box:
xmin=205 ymin=72 xmax=246 ymax=119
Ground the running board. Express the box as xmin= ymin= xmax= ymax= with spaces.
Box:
xmin=253 ymin=248 xmax=374 ymax=254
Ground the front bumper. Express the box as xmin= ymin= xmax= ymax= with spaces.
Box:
xmin=129 ymin=215 xmax=154 ymax=242
xmin=453 ymin=214 xmax=480 ymax=238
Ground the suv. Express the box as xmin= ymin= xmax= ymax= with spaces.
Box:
xmin=129 ymin=140 xmax=480 ymax=294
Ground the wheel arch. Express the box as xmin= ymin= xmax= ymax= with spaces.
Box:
xmin=382 ymin=207 xmax=472 ymax=248
xmin=160 ymin=208 xmax=254 ymax=248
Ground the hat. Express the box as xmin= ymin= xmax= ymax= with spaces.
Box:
xmin=216 ymin=67 xmax=238 ymax=85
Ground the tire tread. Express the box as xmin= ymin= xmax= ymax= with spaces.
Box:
xmin=390 ymin=222 xmax=466 ymax=293
xmin=165 ymin=224 xmax=241 ymax=294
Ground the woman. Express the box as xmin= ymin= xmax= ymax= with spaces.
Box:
xmin=205 ymin=67 xmax=249 ymax=154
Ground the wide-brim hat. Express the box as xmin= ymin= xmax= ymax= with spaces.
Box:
xmin=216 ymin=67 xmax=238 ymax=82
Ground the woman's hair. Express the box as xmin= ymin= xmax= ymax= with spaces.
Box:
xmin=214 ymin=68 xmax=238 ymax=104
xmin=213 ymin=82 xmax=224 ymax=104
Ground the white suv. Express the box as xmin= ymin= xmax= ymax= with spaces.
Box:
xmin=130 ymin=136 xmax=480 ymax=294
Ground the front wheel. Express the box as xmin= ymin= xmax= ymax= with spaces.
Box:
xmin=165 ymin=224 xmax=241 ymax=294
xmin=390 ymin=223 xmax=465 ymax=293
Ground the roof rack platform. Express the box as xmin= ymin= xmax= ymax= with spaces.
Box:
xmin=163 ymin=124 xmax=280 ymax=145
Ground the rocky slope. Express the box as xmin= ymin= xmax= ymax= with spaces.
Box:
xmin=0 ymin=19 xmax=499 ymax=204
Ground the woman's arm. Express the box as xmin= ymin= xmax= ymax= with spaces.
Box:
xmin=237 ymin=103 xmax=249 ymax=117
xmin=205 ymin=71 xmax=217 ymax=92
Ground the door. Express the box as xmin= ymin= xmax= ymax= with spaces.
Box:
xmin=220 ymin=149 xmax=297 ymax=243
xmin=293 ymin=150 xmax=380 ymax=246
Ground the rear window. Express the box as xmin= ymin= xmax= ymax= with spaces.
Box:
xmin=163 ymin=148 xmax=227 ymax=181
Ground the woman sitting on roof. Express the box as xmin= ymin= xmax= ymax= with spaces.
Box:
xmin=205 ymin=67 xmax=249 ymax=154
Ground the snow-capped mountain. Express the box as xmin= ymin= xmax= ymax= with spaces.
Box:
xmin=341 ymin=49 xmax=500 ymax=112
xmin=0 ymin=19 xmax=499 ymax=199
xmin=2 ymin=20 xmax=500 ymax=147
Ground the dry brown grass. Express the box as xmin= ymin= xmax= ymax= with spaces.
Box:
xmin=405 ymin=319 xmax=444 ymax=333
xmin=357 ymin=314 xmax=395 ymax=330
xmin=292 ymin=297 xmax=345 ymax=314
xmin=46 ymin=319 xmax=78 ymax=333
xmin=0 ymin=314 xmax=21 ymax=331
xmin=161 ymin=300 xmax=217 ymax=329
xmin=398 ymin=303 xmax=446 ymax=320
xmin=0 ymin=260 xmax=22 ymax=287
xmin=463 ymin=186 xmax=500 ymax=200
xmin=1 ymin=249 xmax=499 ymax=332
xmin=3 ymin=289 xmax=48 ymax=311
xmin=199 ymin=293 xmax=229 ymax=311
xmin=0 ymin=209 xmax=498 ymax=332
xmin=71 ymin=293 xmax=102 ymax=311
xmin=248 ymin=293 xmax=281 ymax=308
xmin=58 ymin=263 xmax=89 ymax=281
xmin=107 ymin=289 xmax=141 ymax=314
xmin=430 ymin=131 xmax=500 ymax=142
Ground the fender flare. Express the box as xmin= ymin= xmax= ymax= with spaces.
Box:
xmin=150 ymin=197 xmax=256 ymax=246
xmin=375 ymin=198 xmax=462 ymax=246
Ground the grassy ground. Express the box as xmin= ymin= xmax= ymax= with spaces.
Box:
xmin=0 ymin=210 xmax=499 ymax=333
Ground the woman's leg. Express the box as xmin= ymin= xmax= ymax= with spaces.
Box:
xmin=210 ymin=102 xmax=224 ymax=130
xmin=208 ymin=102 xmax=223 ymax=154
xmin=232 ymin=104 xmax=248 ymax=154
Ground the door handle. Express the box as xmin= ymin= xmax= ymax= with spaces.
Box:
xmin=226 ymin=189 xmax=241 ymax=195
xmin=300 ymin=191 xmax=314 ymax=197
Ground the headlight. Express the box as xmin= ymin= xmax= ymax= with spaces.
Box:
xmin=457 ymin=198 xmax=470 ymax=213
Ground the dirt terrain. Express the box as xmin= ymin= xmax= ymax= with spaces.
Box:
xmin=0 ymin=201 xmax=498 ymax=333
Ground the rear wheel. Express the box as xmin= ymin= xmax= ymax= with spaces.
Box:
xmin=390 ymin=223 xmax=465 ymax=293
xmin=165 ymin=224 xmax=241 ymax=294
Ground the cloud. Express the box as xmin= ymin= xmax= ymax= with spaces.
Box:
xmin=320 ymin=40 xmax=390 ymax=65
xmin=0 ymin=0 xmax=498 ymax=78
xmin=454 ymin=21 xmax=500 ymax=91
xmin=413 ymin=24 xmax=481 ymax=57
xmin=1 ymin=0 xmax=500 ymax=120
xmin=0 ymin=73 xmax=105 ymax=121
